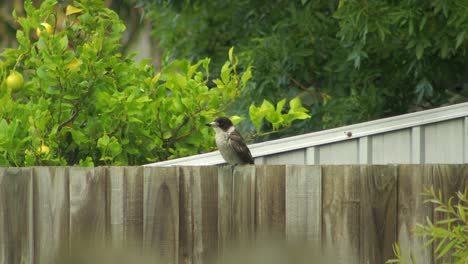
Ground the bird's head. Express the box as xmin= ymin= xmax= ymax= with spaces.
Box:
xmin=206 ymin=117 xmax=233 ymax=132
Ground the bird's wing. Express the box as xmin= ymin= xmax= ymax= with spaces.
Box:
xmin=228 ymin=129 xmax=254 ymax=164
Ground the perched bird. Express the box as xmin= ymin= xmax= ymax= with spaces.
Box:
xmin=206 ymin=117 xmax=254 ymax=165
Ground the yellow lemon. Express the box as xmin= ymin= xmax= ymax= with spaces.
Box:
xmin=5 ymin=71 xmax=24 ymax=91
xmin=38 ymin=144 xmax=50 ymax=154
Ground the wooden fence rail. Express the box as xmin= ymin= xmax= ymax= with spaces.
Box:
xmin=0 ymin=165 xmax=466 ymax=264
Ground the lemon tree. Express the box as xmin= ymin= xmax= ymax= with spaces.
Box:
xmin=0 ymin=0 xmax=250 ymax=166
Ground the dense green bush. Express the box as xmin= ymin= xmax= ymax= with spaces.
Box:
xmin=0 ymin=0 xmax=310 ymax=166
xmin=0 ymin=0 xmax=248 ymax=166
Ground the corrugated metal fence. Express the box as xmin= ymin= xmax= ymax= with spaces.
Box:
xmin=0 ymin=165 xmax=467 ymax=264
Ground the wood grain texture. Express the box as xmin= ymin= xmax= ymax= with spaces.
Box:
xmin=143 ymin=166 xmax=179 ymax=264
xmin=0 ymin=168 xmax=33 ymax=264
xmin=232 ymin=166 xmax=256 ymax=242
xmin=359 ymin=165 xmax=397 ymax=264
xmin=108 ymin=166 xmax=125 ymax=246
xmin=398 ymin=165 xmax=433 ymax=264
xmin=179 ymin=166 xmax=218 ymax=264
xmin=216 ymin=165 xmax=256 ymax=262
xmin=69 ymin=167 xmax=107 ymax=248
xmin=217 ymin=166 xmax=233 ymax=256
xmin=123 ymin=167 xmax=144 ymax=246
xmin=322 ymin=165 xmax=360 ymax=264
xmin=285 ymin=165 xmax=321 ymax=242
xmin=255 ymin=165 xmax=286 ymax=238
xmin=33 ymin=167 xmax=69 ymax=264
xmin=0 ymin=165 xmax=464 ymax=264
xmin=107 ymin=167 xmax=144 ymax=248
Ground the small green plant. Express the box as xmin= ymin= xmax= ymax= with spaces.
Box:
xmin=387 ymin=187 xmax=468 ymax=264
xmin=249 ymin=97 xmax=311 ymax=135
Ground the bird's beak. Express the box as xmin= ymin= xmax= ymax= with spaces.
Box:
xmin=206 ymin=121 xmax=217 ymax=127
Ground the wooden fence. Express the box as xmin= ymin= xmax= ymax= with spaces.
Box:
xmin=0 ymin=165 xmax=467 ymax=264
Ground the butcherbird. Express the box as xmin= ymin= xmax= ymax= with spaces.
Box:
xmin=206 ymin=117 xmax=254 ymax=165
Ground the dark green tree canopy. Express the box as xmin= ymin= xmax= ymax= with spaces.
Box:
xmin=142 ymin=0 xmax=468 ymax=139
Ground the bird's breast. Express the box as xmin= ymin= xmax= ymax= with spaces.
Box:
xmin=215 ymin=133 xmax=242 ymax=164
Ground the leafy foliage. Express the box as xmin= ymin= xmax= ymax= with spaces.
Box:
xmin=249 ymin=97 xmax=310 ymax=133
xmin=140 ymin=0 xmax=468 ymax=137
xmin=387 ymin=187 xmax=468 ymax=264
xmin=0 ymin=0 xmax=309 ymax=166
xmin=0 ymin=0 xmax=250 ymax=166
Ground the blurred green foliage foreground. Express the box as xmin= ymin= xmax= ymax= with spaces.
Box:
xmin=0 ymin=0 xmax=310 ymax=166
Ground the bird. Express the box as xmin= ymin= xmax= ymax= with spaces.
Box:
xmin=206 ymin=116 xmax=254 ymax=165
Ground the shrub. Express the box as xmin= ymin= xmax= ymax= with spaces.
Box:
xmin=387 ymin=187 xmax=468 ymax=264
xmin=0 ymin=0 xmax=248 ymax=166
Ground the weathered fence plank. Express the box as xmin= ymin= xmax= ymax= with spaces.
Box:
xmin=33 ymin=167 xmax=69 ymax=264
xmin=217 ymin=165 xmax=256 ymax=262
xmin=0 ymin=168 xmax=33 ymax=264
xmin=398 ymin=165 xmax=434 ymax=264
xmin=123 ymin=167 xmax=144 ymax=246
xmin=322 ymin=165 xmax=360 ymax=264
xmin=285 ymin=165 xmax=322 ymax=242
xmin=107 ymin=166 xmax=144 ymax=248
xmin=359 ymin=165 xmax=397 ymax=264
xmin=231 ymin=166 xmax=256 ymax=241
xmin=108 ymin=166 xmax=125 ymax=246
xmin=179 ymin=166 xmax=218 ymax=264
xmin=143 ymin=166 xmax=179 ymax=264
xmin=217 ymin=166 xmax=233 ymax=257
xmin=255 ymin=165 xmax=286 ymax=238
xmin=69 ymin=167 xmax=107 ymax=248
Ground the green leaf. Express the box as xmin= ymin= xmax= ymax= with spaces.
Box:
xmin=71 ymin=130 xmax=88 ymax=145
xmin=58 ymin=36 xmax=69 ymax=50
xmin=16 ymin=30 xmax=28 ymax=47
xmin=290 ymin=97 xmax=304 ymax=111
xmin=276 ymin=98 xmax=287 ymax=114
xmin=66 ymin=5 xmax=83 ymax=16
xmin=128 ymin=117 xmax=144 ymax=123
xmin=228 ymin=47 xmax=234 ymax=63
xmin=436 ymin=239 xmax=457 ymax=259
xmin=455 ymin=31 xmax=465 ymax=49
xmin=266 ymin=111 xmax=283 ymax=131
xmin=220 ymin=62 xmax=231 ymax=84
xmin=63 ymin=94 xmax=79 ymax=100
xmin=249 ymin=104 xmax=263 ymax=131
xmin=0 ymin=119 xmax=9 ymax=145
xmin=108 ymin=138 xmax=122 ymax=158
xmin=458 ymin=203 xmax=466 ymax=222
xmin=260 ymin=99 xmax=275 ymax=113
xmin=229 ymin=115 xmax=244 ymax=125
xmin=415 ymin=43 xmax=424 ymax=59
xmin=79 ymin=157 xmax=94 ymax=167
xmin=288 ymin=111 xmax=311 ymax=120
xmin=440 ymin=38 xmax=449 ymax=58
xmin=163 ymin=131 xmax=172 ymax=139
xmin=241 ymin=66 xmax=252 ymax=86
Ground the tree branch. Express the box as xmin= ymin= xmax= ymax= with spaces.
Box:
xmin=57 ymin=110 xmax=78 ymax=132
